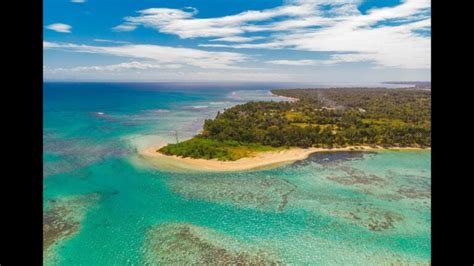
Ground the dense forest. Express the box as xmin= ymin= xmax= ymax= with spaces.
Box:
xmin=159 ymin=88 xmax=431 ymax=160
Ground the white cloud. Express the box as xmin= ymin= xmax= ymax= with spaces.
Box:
xmin=43 ymin=42 xmax=61 ymax=48
xmin=46 ymin=61 xmax=182 ymax=73
xmin=112 ymin=24 xmax=137 ymax=32
xmin=210 ymin=36 xmax=264 ymax=43
xmin=113 ymin=0 xmax=430 ymax=69
xmin=266 ymin=59 xmax=332 ymax=66
xmin=268 ymin=15 xmax=431 ymax=68
xmin=44 ymin=67 xmax=297 ymax=82
xmin=93 ymin=39 xmax=131 ymax=44
xmin=44 ymin=64 xmax=430 ymax=82
xmin=113 ymin=1 xmax=337 ymax=38
xmin=43 ymin=41 xmax=250 ymax=69
xmin=45 ymin=23 xmax=72 ymax=33
xmin=198 ymin=42 xmax=283 ymax=49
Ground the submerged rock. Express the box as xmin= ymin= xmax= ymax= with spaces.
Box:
xmin=344 ymin=206 xmax=404 ymax=232
xmin=397 ymin=186 xmax=431 ymax=199
xmin=167 ymin=175 xmax=296 ymax=211
xmin=327 ymin=165 xmax=385 ymax=186
xmin=142 ymin=223 xmax=281 ymax=265
xmin=43 ymin=193 xmax=100 ymax=264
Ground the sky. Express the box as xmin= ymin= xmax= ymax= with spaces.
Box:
xmin=43 ymin=0 xmax=431 ymax=82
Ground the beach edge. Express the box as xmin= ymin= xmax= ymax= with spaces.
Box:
xmin=138 ymin=144 xmax=430 ymax=172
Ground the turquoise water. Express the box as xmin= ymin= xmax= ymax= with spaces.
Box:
xmin=44 ymin=82 xmax=431 ymax=265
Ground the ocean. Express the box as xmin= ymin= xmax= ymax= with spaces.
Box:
xmin=43 ymin=82 xmax=431 ymax=265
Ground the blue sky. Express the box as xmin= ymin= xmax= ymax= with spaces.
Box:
xmin=44 ymin=0 xmax=431 ymax=82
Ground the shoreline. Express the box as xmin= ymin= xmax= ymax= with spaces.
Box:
xmin=139 ymin=145 xmax=430 ymax=172
xmin=270 ymin=91 xmax=300 ymax=102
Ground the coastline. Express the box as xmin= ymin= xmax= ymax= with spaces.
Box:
xmin=137 ymin=89 xmax=429 ymax=173
xmin=139 ymin=144 xmax=429 ymax=172
xmin=270 ymin=91 xmax=300 ymax=102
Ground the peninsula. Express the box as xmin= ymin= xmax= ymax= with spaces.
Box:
xmin=141 ymin=88 xmax=431 ymax=171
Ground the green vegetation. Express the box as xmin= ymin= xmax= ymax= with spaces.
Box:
xmin=160 ymin=88 xmax=431 ymax=160
xmin=159 ymin=137 xmax=284 ymax=161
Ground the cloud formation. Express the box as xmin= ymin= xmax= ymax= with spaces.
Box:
xmin=112 ymin=24 xmax=137 ymax=32
xmin=43 ymin=41 xmax=249 ymax=69
xmin=114 ymin=0 xmax=430 ymax=69
xmin=210 ymin=36 xmax=264 ymax=43
xmin=45 ymin=23 xmax=72 ymax=33
xmin=45 ymin=61 xmax=182 ymax=73
xmin=114 ymin=2 xmax=328 ymax=38
xmin=266 ymin=59 xmax=331 ymax=66
xmin=93 ymin=39 xmax=131 ymax=44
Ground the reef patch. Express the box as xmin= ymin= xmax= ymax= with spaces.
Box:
xmin=292 ymin=151 xmax=373 ymax=168
xmin=43 ymin=134 xmax=131 ymax=177
xmin=43 ymin=193 xmax=100 ymax=263
xmin=327 ymin=168 xmax=385 ymax=186
xmin=142 ymin=223 xmax=281 ymax=265
xmin=345 ymin=206 xmax=404 ymax=232
xmin=167 ymin=175 xmax=296 ymax=211
xmin=397 ymin=186 xmax=431 ymax=199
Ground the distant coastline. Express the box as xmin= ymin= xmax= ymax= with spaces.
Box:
xmin=270 ymin=91 xmax=300 ymax=102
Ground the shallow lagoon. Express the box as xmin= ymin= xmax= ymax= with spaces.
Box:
xmin=44 ymin=83 xmax=430 ymax=265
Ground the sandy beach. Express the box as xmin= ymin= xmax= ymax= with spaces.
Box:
xmin=139 ymin=144 xmax=428 ymax=172
xmin=271 ymin=92 xmax=300 ymax=102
